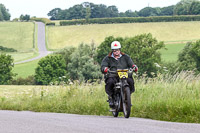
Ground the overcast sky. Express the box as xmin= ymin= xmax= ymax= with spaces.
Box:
xmin=0 ymin=0 xmax=181 ymax=19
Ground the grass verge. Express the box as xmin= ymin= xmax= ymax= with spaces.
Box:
xmin=13 ymin=59 xmax=39 ymax=78
xmin=0 ymin=71 xmax=199 ymax=123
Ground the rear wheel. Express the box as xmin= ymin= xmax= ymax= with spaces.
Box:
xmin=122 ymin=87 xmax=131 ymax=118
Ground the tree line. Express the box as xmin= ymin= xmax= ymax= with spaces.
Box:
xmin=48 ymin=0 xmax=200 ymax=20
xmin=0 ymin=4 xmax=10 ymax=21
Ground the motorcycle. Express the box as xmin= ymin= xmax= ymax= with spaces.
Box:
xmin=108 ymin=69 xmax=133 ymax=118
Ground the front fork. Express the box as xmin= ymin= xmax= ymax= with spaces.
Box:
xmin=120 ymin=79 xmax=129 ymax=103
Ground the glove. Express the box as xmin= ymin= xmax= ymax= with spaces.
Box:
xmin=132 ymin=65 xmax=138 ymax=72
xmin=104 ymin=67 xmax=109 ymax=73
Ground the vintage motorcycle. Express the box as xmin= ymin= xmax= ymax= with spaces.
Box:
xmin=108 ymin=69 xmax=133 ymax=118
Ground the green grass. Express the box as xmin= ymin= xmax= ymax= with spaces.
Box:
xmin=13 ymin=59 xmax=39 ymax=78
xmin=0 ymin=22 xmax=34 ymax=52
xmin=0 ymin=71 xmax=200 ymax=123
xmin=160 ymin=43 xmax=186 ymax=62
xmin=46 ymin=21 xmax=200 ymax=49
xmin=0 ymin=22 xmax=38 ymax=62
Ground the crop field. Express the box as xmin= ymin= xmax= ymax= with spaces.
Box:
xmin=1 ymin=71 xmax=200 ymax=123
xmin=46 ymin=21 xmax=200 ymax=50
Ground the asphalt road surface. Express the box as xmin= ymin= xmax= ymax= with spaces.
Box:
xmin=15 ymin=22 xmax=52 ymax=65
xmin=0 ymin=110 xmax=200 ymax=133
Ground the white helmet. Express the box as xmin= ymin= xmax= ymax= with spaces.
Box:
xmin=111 ymin=41 xmax=121 ymax=50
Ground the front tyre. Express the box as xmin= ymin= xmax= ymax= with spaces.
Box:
xmin=112 ymin=111 xmax=119 ymax=117
xmin=122 ymin=87 xmax=131 ymax=118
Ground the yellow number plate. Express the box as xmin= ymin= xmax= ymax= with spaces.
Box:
xmin=118 ymin=72 xmax=128 ymax=78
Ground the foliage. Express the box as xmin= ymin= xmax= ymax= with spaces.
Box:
xmin=47 ymin=8 xmax=62 ymax=20
xmin=35 ymin=55 xmax=67 ymax=85
xmin=96 ymin=34 xmax=165 ymax=77
xmin=0 ymin=54 xmax=15 ymax=85
xmin=177 ymin=42 xmax=197 ymax=72
xmin=190 ymin=40 xmax=200 ymax=72
xmin=20 ymin=14 xmax=30 ymax=21
xmin=48 ymin=2 xmax=119 ymax=20
xmin=177 ymin=40 xmax=200 ymax=74
xmin=0 ymin=46 xmax=17 ymax=52
xmin=174 ymin=0 xmax=200 ymax=15
xmin=0 ymin=4 xmax=11 ymax=21
xmin=30 ymin=17 xmax=51 ymax=24
xmin=67 ymin=43 xmax=102 ymax=81
xmin=11 ymin=75 xmax=36 ymax=85
xmin=60 ymin=15 xmax=200 ymax=26
xmin=138 ymin=7 xmax=160 ymax=17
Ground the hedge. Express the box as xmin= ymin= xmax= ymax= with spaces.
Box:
xmin=60 ymin=15 xmax=200 ymax=26
xmin=30 ymin=18 xmax=55 ymax=26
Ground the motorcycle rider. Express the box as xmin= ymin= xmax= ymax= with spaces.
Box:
xmin=101 ymin=41 xmax=138 ymax=106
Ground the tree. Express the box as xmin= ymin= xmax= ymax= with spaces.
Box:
xmin=189 ymin=40 xmax=200 ymax=72
xmin=0 ymin=54 xmax=15 ymax=84
xmin=20 ymin=14 xmax=30 ymax=21
xmin=67 ymin=43 xmax=102 ymax=81
xmin=85 ymin=7 xmax=91 ymax=22
xmin=160 ymin=5 xmax=175 ymax=16
xmin=125 ymin=10 xmax=138 ymax=17
xmin=107 ymin=6 xmax=119 ymax=17
xmin=0 ymin=4 xmax=11 ymax=21
xmin=138 ymin=7 xmax=160 ymax=17
xmin=189 ymin=1 xmax=200 ymax=15
xmin=178 ymin=41 xmax=200 ymax=73
xmin=96 ymin=34 xmax=165 ymax=77
xmin=47 ymin=8 xmax=62 ymax=20
xmin=35 ymin=55 xmax=67 ymax=85
xmin=173 ymin=0 xmax=198 ymax=15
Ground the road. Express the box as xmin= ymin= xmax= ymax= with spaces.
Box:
xmin=0 ymin=110 xmax=200 ymax=133
xmin=15 ymin=22 xmax=52 ymax=65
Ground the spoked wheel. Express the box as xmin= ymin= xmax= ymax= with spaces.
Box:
xmin=122 ymin=87 xmax=131 ymax=118
xmin=112 ymin=94 xmax=120 ymax=117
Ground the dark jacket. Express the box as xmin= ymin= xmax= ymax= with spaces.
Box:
xmin=101 ymin=52 xmax=135 ymax=74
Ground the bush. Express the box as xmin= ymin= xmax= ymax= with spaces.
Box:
xmin=96 ymin=34 xmax=165 ymax=77
xmin=11 ymin=75 xmax=36 ymax=85
xmin=67 ymin=43 xmax=102 ymax=81
xmin=30 ymin=17 xmax=52 ymax=25
xmin=0 ymin=54 xmax=15 ymax=84
xmin=60 ymin=15 xmax=200 ymax=26
xmin=46 ymin=22 xmax=55 ymax=26
xmin=177 ymin=40 xmax=200 ymax=74
xmin=0 ymin=46 xmax=17 ymax=52
xmin=35 ymin=55 xmax=67 ymax=85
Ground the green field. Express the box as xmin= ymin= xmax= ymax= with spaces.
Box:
xmin=0 ymin=22 xmax=38 ymax=62
xmin=13 ymin=59 xmax=39 ymax=78
xmin=160 ymin=43 xmax=186 ymax=62
xmin=1 ymin=71 xmax=200 ymax=123
xmin=46 ymin=21 xmax=200 ymax=49
xmin=0 ymin=22 xmax=34 ymax=52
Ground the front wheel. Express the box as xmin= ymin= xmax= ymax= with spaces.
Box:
xmin=122 ymin=87 xmax=131 ymax=118
xmin=112 ymin=111 xmax=119 ymax=117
